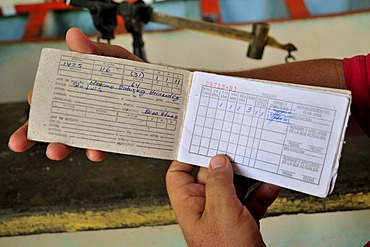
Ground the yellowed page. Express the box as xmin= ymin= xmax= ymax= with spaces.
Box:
xmin=28 ymin=48 xmax=190 ymax=160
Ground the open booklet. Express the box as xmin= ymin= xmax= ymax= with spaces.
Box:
xmin=28 ymin=48 xmax=351 ymax=197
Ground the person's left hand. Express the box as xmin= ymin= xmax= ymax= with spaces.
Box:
xmin=166 ymin=155 xmax=281 ymax=247
xmin=8 ymin=27 xmax=142 ymax=162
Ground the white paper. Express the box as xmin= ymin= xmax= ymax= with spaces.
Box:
xmin=178 ymin=72 xmax=351 ymax=197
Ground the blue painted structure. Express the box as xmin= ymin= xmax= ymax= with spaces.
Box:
xmin=1 ymin=0 xmax=370 ymax=41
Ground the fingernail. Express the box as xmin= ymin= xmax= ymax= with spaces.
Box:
xmin=210 ymin=155 xmax=226 ymax=169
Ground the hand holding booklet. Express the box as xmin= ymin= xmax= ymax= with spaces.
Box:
xmin=28 ymin=48 xmax=351 ymax=197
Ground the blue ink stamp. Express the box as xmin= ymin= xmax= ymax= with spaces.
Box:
xmin=268 ymin=108 xmax=292 ymax=124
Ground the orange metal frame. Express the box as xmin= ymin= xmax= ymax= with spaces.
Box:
xmin=199 ymin=0 xmax=222 ymax=23
xmin=284 ymin=0 xmax=311 ymax=19
xmin=0 ymin=3 xmax=73 ymax=40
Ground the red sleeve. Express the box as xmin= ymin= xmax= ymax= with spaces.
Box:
xmin=343 ymin=54 xmax=370 ymax=137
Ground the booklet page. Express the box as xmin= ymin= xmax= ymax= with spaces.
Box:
xmin=178 ymin=72 xmax=351 ymax=197
xmin=28 ymin=49 xmax=190 ymax=160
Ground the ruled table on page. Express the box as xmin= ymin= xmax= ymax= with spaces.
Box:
xmin=189 ymin=85 xmax=335 ymax=185
xmin=179 ymin=72 xmax=351 ymax=197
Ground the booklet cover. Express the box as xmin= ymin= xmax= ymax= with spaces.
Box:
xmin=28 ymin=48 xmax=351 ymax=197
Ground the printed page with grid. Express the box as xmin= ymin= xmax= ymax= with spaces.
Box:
xmin=178 ymin=72 xmax=351 ymax=197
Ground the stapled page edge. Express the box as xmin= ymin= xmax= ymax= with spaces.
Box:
xmin=28 ymin=48 xmax=50 ymax=141
xmin=326 ymin=94 xmax=352 ymax=196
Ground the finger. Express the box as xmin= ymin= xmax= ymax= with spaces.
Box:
xmin=65 ymin=28 xmax=143 ymax=62
xmin=166 ymin=160 xmax=205 ymax=220
xmin=243 ymin=183 xmax=281 ymax=220
xmin=86 ymin=149 xmax=106 ymax=162
xmin=46 ymin=143 xmax=76 ymax=161
xmin=8 ymin=122 xmax=36 ymax=152
xmin=27 ymin=90 xmax=33 ymax=105
xmin=166 ymin=160 xmax=197 ymax=198
xmin=195 ymin=167 xmax=208 ymax=184
xmin=204 ymin=155 xmax=242 ymax=217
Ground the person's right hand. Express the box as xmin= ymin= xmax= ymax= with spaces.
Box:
xmin=8 ymin=27 xmax=143 ymax=162
xmin=166 ymin=155 xmax=281 ymax=247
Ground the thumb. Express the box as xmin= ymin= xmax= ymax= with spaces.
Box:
xmin=204 ymin=155 xmax=241 ymax=216
xmin=65 ymin=27 xmax=100 ymax=55
xmin=65 ymin=28 xmax=143 ymax=61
